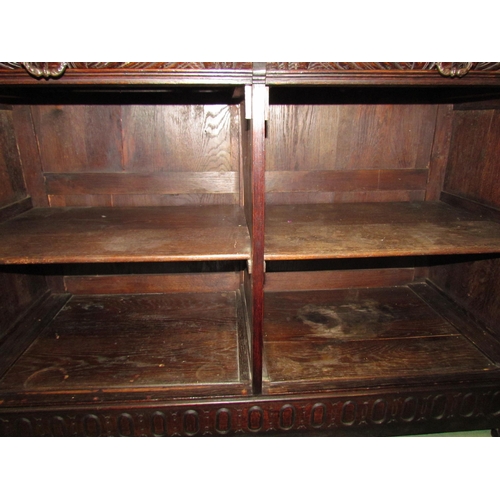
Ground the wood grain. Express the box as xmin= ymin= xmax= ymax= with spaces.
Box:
xmin=264 ymin=268 xmax=415 ymax=292
xmin=31 ymin=105 xmax=123 ymax=172
xmin=0 ymin=292 xmax=249 ymax=397
xmin=267 ymin=104 xmax=437 ymax=172
xmin=64 ymin=272 xmax=241 ymax=295
xmin=266 ymin=169 xmax=428 ymax=193
xmin=45 ymin=172 xmax=238 ymax=195
xmin=0 ymin=206 xmax=250 ymax=264
xmin=0 ymin=110 xmax=26 ymax=207
xmin=121 ymin=105 xmax=235 ymax=172
xmin=263 ymin=286 xmax=495 ymax=393
xmin=11 ymin=106 xmax=49 ymax=207
xmin=444 ymin=109 xmax=500 ymax=209
xmin=265 ymin=202 xmax=500 ymax=260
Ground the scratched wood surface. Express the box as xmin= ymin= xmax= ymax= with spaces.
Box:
xmin=265 ymin=202 xmax=500 ymax=260
xmin=0 ymin=205 xmax=251 ymax=264
xmin=263 ymin=285 xmax=497 ymax=394
xmin=0 ymin=291 xmax=249 ymax=398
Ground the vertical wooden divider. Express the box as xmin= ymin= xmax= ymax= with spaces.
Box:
xmin=250 ymin=63 xmax=267 ymax=394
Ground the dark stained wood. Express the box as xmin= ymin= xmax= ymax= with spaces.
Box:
xmin=263 ymin=286 xmax=497 ymax=394
xmin=64 ymin=272 xmax=241 ymax=295
xmin=0 ymin=205 xmax=251 ymax=264
xmin=0 ymin=197 xmax=32 ymax=224
xmin=11 ymin=106 xmax=49 ymax=207
xmin=266 ymin=190 xmax=426 ymax=205
xmin=0 ymin=292 xmax=250 ymax=400
xmin=47 ymin=193 xmax=239 ymax=207
xmin=265 ymin=268 xmax=415 ymax=292
xmin=2 ymin=63 xmax=500 ymax=436
xmin=31 ymin=105 xmax=123 ymax=172
xmin=444 ymin=108 xmax=500 ymax=210
xmin=249 ymin=77 xmax=267 ymax=394
xmin=267 ymin=104 xmax=437 ymax=171
xmin=0 ymin=67 xmax=253 ymax=86
xmin=425 ymin=104 xmax=454 ymax=201
xmin=0 ymin=270 xmax=48 ymax=340
xmin=45 ymin=172 xmax=238 ymax=195
xmin=265 ymin=202 xmax=500 ymax=260
xmin=121 ymin=105 xmax=236 ymax=172
xmin=0 ymin=110 xmax=27 ymax=207
xmin=28 ymin=104 xmax=242 ymax=207
xmin=440 ymin=192 xmax=500 ymax=223
xmin=0 ymin=292 xmax=69 ymax=379
xmin=410 ymin=282 xmax=500 ymax=363
xmin=266 ymin=169 xmax=428 ymax=193
xmin=454 ymin=99 xmax=500 ymax=110
xmin=428 ymin=255 xmax=500 ymax=340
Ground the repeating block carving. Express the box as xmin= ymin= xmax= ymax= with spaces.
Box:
xmin=1 ymin=389 xmax=498 ymax=436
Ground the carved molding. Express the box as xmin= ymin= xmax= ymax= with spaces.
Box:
xmin=1 ymin=389 xmax=499 ymax=436
xmin=266 ymin=62 xmax=500 ymax=75
xmin=267 ymin=62 xmax=439 ymax=71
xmin=0 ymin=62 xmax=252 ymax=71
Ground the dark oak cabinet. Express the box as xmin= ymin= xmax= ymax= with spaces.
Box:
xmin=1 ymin=62 xmax=500 ymax=436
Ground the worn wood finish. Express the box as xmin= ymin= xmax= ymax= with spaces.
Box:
xmin=0 ymin=269 xmax=48 ymax=341
xmin=0 ymin=292 xmax=69 ymax=379
xmin=250 ymin=75 xmax=267 ymax=394
xmin=411 ymin=281 xmax=500 ymax=363
xmin=0 ymin=291 xmax=250 ymax=402
xmin=64 ymin=272 xmax=241 ymax=295
xmin=2 ymin=63 xmax=500 ymax=436
xmin=29 ymin=104 xmax=241 ymax=206
xmin=428 ymin=256 xmax=500 ymax=340
xmin=11 ymin=106 xmax=49 ymax=207
xmin=264 ymin=268 xmax=416 ymax=292
xmin=267 ymin=104 xmax=437 ymax=170
xmin=0 ymin=205 xmax=251 ymax=264
xmin=266 ymin=104 xmax=436 ymax=203
xmin=263 ymin=286 xmax=497 ymax=394
xmin=444 ymin=108 xmax=500 ymax=210
xmin=0 ymin=110 xmax=27 ymax=207
xmin=1 ymin=383 xmax=499 ymax=436
xmin=265 ymin=202 xmax=500 ymax=260
xmin=425 ymin=105 xmax=454 ymax=201
xmin=0 ymin=197 xmax=32 ymax=224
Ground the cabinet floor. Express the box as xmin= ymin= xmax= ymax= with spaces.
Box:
xmin=263 ymin=284 xmax=500 ymax=394
xmin=0 ymin=291 xmax=251 ymax=406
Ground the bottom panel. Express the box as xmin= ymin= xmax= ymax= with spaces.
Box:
xmin=0 ymin=290 xmax=250 ymax=405
xmin=1 ymin=386 xmax=499 ymax=436
xmin=263 ymin=284 xmax=500 ymax=394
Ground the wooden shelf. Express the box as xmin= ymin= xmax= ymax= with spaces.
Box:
xmin=0 ymin=205 xmax=250 ymax=264
xmin=0 ymin=290 xmax=250 ymax=404
xmin=262 ymin=284 xmax=500 ymax=395
xmin=265 ymin=202 xmax=500 ymax=260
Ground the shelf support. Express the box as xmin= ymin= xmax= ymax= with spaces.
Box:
xmin=250 ymin=62 xmax=267 ymax=394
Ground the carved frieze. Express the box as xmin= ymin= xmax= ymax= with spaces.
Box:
xmin=1 ymin=389 xmax=498 ymax=436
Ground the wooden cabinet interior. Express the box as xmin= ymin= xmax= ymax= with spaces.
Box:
xmin=1 ymin=64 xmax=500 ymax=436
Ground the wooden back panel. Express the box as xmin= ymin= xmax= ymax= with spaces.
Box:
xmin=266 ymin=104 xmax=438 ymax=204
xmin=26 ymin=104 xmax=242 ymax=207
xmin=0 ymin=108 xmax=27 ymax=208
xmin=444 ymin=107 xmax=500 ymax=209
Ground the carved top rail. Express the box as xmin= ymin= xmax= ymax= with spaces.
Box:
xmin=1 ymin=62 xmax=499 ymax=86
